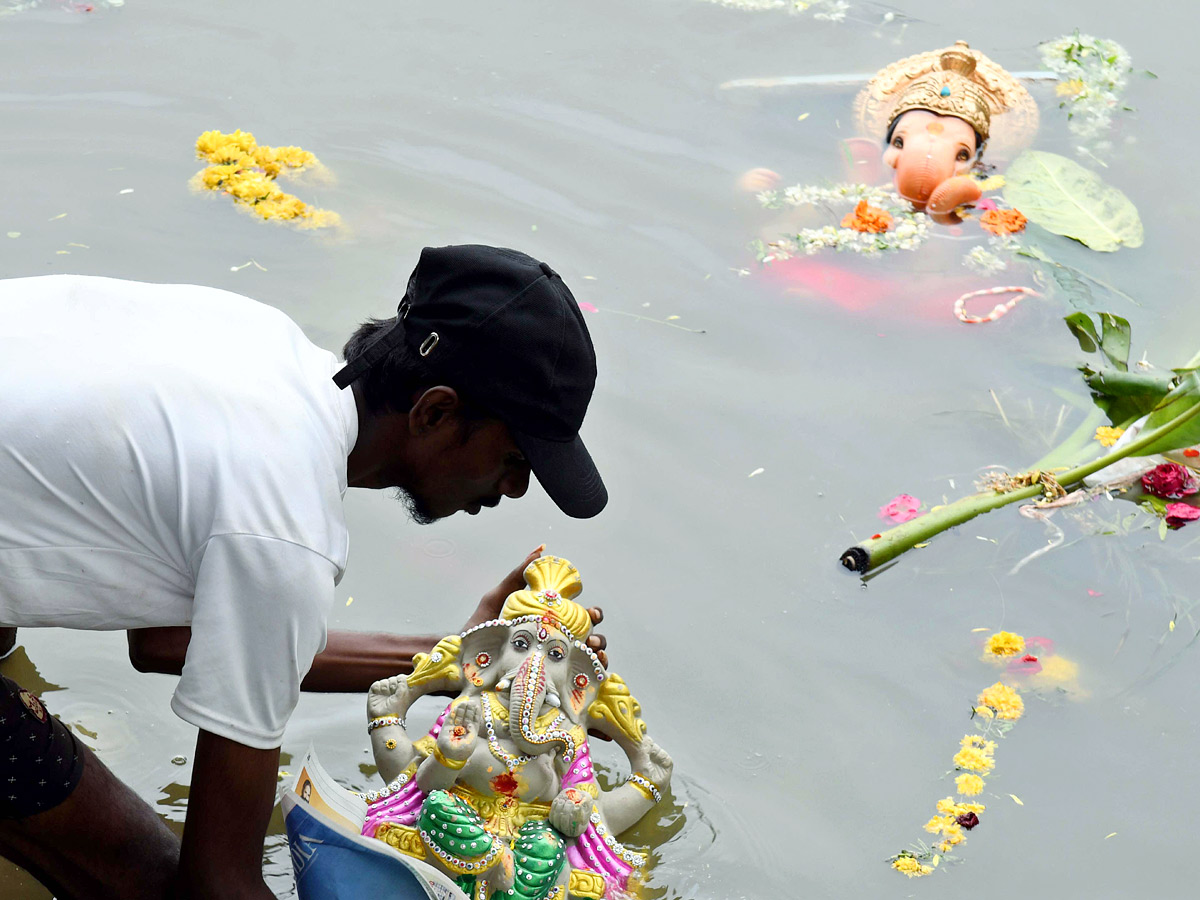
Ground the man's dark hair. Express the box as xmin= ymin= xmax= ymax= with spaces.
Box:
xmin=342 ymin=318 xmax=487 ymax=421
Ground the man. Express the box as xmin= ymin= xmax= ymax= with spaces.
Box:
xmin=0 ymin=245 xmax=608 ymax=898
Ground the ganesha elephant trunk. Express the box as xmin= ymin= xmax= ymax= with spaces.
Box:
xmin=893 ymin=148 xmax=958 ymax=210
xmin=507 ymin=653 xmax=572 ymax=760
xmin=925 ymin=175 xmax=982 ymax=216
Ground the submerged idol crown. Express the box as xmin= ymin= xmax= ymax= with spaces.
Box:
xmin=362 ymin=556 xmax=673 ymax=900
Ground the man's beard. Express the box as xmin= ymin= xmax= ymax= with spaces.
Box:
xmin=392 ymin=487 xmax=440 ymax=526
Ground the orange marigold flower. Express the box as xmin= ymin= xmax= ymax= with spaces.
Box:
xmin=841 ymin=199 xmax=892 ymax=233
xmin=980 ymin=208 xmax=1027 ymax=235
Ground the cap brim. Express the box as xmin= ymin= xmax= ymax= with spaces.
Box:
xmin=513 ymin=431 xmax=607 ymax=519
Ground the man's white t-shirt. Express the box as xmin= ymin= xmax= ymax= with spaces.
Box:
xmin=0 ymin=275 xmax=358 ymax=749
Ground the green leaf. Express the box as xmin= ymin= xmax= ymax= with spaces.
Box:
xmin=1003 ymin=151 xmax=1144 ymax=252
xmin=1099 ymin=313 xmax=1131 ymax=371
xmin=1065 ymin=312 xmax=1100 ymax=353
xmin=1084 ymin=368 xmax=1173 ymax=399
xmin=1137 ymin=371 xmax=1200 ymax=455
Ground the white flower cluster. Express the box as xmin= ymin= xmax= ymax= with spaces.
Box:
xmin=760 ymin=213 xmax=929 ymax=260
xmin=961 ymin=233 xmax=1024 ymax=275
xmin=758 ymin=182 xmax=901 ymax=210
xmin=1040 ymin=32 xmax=1133 ymax=148
xmin=699 ymin=0 xmax=849 ymax=20
xmin=810 ymin=0 xmax=850 ymax=22
xmin=962 ymin=246 xmax=1007 ymax=275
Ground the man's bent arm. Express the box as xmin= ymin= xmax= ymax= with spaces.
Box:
xmin=128 ymin=627 xmax=440 ymax=692
xmin=177 ymin=729 xmax=279 ymax=899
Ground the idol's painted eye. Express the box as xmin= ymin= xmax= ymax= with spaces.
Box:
xmin=549 ymin=646 xmax=565 ymax=661
xmin=892 ymin=136 xmax=904 ymax=149
xmin=957 ymin=148 xmax=971 ymax=162
xmin=512 ymin=635 xmax=530 ymax=651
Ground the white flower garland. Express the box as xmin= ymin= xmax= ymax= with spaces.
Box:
xmin=1040 ymin=32 xmax=1133 ymax=147
xmin=756 ymin=182 xmax=930 ymax=259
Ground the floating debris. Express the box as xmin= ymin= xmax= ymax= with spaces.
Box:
xmin=698 ymin=0 xmax=850 ymax=21
xmin=230 ymin=259 xmax=268 ymax=273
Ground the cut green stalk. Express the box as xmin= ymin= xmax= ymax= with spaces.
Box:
xmin=840 ymin=390 xmax=1200 ymax=573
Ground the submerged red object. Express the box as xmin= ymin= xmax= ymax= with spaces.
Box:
xmin=757 ymin=255 xmax=983 ymax=319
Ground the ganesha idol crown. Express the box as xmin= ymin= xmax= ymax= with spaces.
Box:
xmin=854 ymin=39 xmax=1039 ymax=159
xmin=888 ymin=43 xmax=992 ymax=141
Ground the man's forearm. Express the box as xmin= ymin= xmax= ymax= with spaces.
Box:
xmin=300 ymin=631 xmax=441 ymax=692
xmin=128 ymin=627 xmax=440 ymax=692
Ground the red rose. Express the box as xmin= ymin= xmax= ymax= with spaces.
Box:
xmin=1165 ymin=502 xmax=1200 ymax=529
xmin=1141 ymin=463 xmax=1199 ymax=499
xmin=1006 ymin=655 xmax=1042 ymax=676
xmin=956 ymin=812 xmax=980 ymax=830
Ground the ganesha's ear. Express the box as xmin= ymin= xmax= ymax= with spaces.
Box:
xmin=584 ymin=672 xmax=648 ymax=750
xmin=405 ymin=634 xmax=464 ymax=697
xmin=561 ymin=651 xmax=604 ymax=722
xmin=458 ymin=625 xmax=509 ymax=692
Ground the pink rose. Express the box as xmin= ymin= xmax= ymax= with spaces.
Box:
xmin=1165 ymin=502 xmax=1200 ymax=528
xmin=1141 ymin=463 xmax=1199 ymax=499
xmin=1025 ymin=636 xmax=1056 ymax=655
xmin=879 ymin=494 xmax=922 ymax=523
xmin=975 ymin=198 xmax=998 ymax=212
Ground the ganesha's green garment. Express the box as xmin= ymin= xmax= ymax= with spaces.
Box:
xmin=419 ymin=791 xmax=566 ymax=900
xmin=419 ymin=790 xmax=494 ymax=861
xmin=509 ymin=820 xmax=567 ymax=900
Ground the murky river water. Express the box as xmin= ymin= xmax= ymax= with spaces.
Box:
xmin=4 ymin=0 xmax=1200 ymax=896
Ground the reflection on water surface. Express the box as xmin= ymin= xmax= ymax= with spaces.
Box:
xmin=4 ymin=0 xmax=1200 ymax=896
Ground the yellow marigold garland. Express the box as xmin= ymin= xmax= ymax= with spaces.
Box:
xmin=190 ymin=129 xmax=340 ymax=229
xmin=890 ymin=632 xmax=1040 ymax=878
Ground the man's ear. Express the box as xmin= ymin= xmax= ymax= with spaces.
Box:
xmin=408 ymin=386 xmax=461 ymax=435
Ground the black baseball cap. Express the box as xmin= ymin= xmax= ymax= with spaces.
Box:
xmin=334 ymin=244 xmax=607 ymax=519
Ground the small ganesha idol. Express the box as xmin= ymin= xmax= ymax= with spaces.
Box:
xmin=361 ymin=556 xmax=673 ymax=900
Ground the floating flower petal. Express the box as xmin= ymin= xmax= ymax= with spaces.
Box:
xmin=879 ymin=494 xmax=923 ymax=524
xmin=1165 ymin=503 xmax=1200 ymax=528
